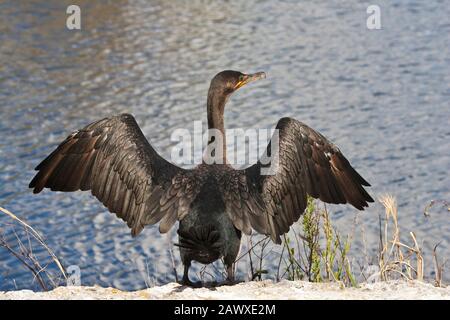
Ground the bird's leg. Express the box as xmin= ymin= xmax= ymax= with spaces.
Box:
xmin=180 ymin=261 xmax=202 ymax=287
xmin=181 ymin=261 xmax=193 ymax=286
xmin=225 ymin=263 xmax=236 ymax=285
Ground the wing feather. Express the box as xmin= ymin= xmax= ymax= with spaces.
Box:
xmin=239 ymin=117 xmax=373 ymax=243
xmin=30 ymin=114 xmax=201 ymax=236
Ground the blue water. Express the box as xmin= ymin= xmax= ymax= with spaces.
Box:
xmin=0 ymin=0 xmax=449 ymax=291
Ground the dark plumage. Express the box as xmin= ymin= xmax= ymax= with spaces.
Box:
xmin=30 ymin=70 xmax=374 ymax=286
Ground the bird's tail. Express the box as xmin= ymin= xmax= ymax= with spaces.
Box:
xmin=175 ymin=224 xmax=222 ymax=258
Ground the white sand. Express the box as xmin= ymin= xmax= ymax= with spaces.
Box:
xmin=0 ymin=280 xmax=448 ymax=300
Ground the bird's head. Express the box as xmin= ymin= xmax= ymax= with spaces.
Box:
xmin=206 ymin=70 xmax=266 ymax=135
xmin=208 ymin=70 xmax=266 ymax=98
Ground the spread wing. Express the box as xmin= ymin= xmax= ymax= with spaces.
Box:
xmin=29 ymin=114 xmax=201 ymax=236
xmin=227 ymin=117 xmax=374 ymax=244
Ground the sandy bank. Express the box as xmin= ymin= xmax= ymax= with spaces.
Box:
xmin=0 ymin=280 xmax=448 ymax=300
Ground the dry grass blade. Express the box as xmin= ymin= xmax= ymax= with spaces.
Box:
xmin=377 ymin=195 xmax=432 ymax=283
xmin=410 ymin=232 xmax=423 ymax=281
xmin=432 ymin=243 xmax=446 ymax=287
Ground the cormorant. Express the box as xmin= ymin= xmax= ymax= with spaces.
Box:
xmin=29 ymin=70 xmax=374 ymax=286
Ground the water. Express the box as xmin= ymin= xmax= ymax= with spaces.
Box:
xmin=0 ymin=0 xmax=449 ymax=290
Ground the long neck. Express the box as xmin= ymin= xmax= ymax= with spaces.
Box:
xmin=205 ymin=88 xmax=227 ymax=164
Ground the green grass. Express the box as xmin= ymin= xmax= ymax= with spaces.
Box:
xmin=280 ymin=197 xmax=358 ymax=287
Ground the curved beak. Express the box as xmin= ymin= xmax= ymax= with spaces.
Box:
xmin=234 ymin=71 xmax=266 ymax=90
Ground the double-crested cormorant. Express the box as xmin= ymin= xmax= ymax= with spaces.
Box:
xmin=30 ymin=70 xmax=373 ymax=286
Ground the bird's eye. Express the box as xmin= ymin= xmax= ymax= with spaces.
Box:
xmin=238 ymin=75 xmax=244 ymax=81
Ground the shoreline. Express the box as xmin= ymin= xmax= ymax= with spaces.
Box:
xmin=1 ymin=280 xmax=448 ymax=300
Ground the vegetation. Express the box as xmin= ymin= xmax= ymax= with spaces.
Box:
xmin=243 ymin=195 xmax=447 ymax=288
xmin=0 ymin=195 xmax=447 ymax=290
xmin=0 ymin=207 xmax=66 ymax=291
